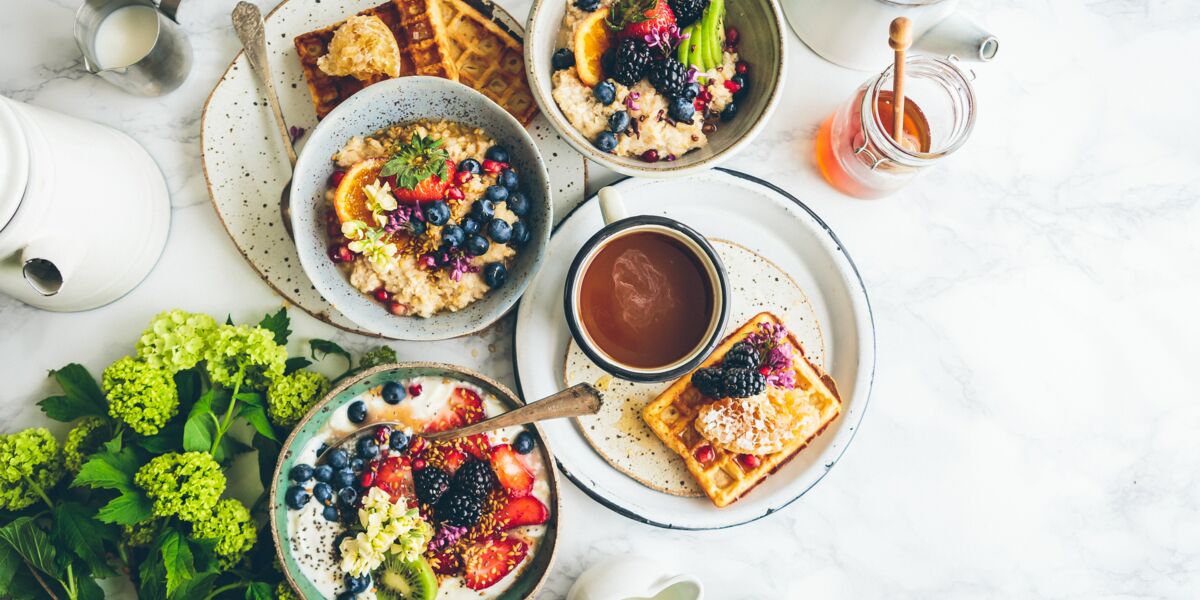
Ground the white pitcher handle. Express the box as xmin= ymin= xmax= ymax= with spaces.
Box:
xmin=650 ymin=573 xmax=704 ymax=600
xmin=598 ymin=186 xmax=628 ymax=225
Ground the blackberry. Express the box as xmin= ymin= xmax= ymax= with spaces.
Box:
xmin=450 ymin=459 xmax=494 ymax=499
xmin=722 ymin=367 xmax=767 ymax=398
xmin=414 ymin=467 xmax=451 ymax=505
xmin=435 ymin=491 xmax=484 ymax=527
xmin=648 ymin=59 xmax=689 ymax=98
xmin=692 ymin=367 xmax=725 ymax=398
xmin=610 ymin=38 xmax=653 ymax=87
xmin=722 ymin=342 xmax=760 ymax=370
xmin=667 ymin=0 xmax=709 ymax=27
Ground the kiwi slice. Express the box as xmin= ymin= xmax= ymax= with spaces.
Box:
xmin=374 ymin=556 xmax=437 ymax=600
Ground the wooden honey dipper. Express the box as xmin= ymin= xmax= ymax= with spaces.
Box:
xmin=889 ymin=17 xmax=912 ymax=144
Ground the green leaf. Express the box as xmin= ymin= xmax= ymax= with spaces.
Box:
xmin=136 ymin=419 xmax=183 ymax=453
xmin=159 ymin=528 xmax=195 ymax=598
xmin=225 ymin=314 xmax=235 ymax=326
xmin=238 ymin=404 xmax=278 ymax=442
xmin=174 ymin=369 xmax=202 ymax=407
xmin=76 ymin=573 xmax=104 ymax=600
xmin=310 ymin=338 xmax=353 ymax=380
xmin=245 ymin=581 xmax=273 ymax=600
xmin=139 ymin=548 xmax=167 ymax=600
xmin=50 ymin=503 xmax=116 ymax=578
xmin=72 ymin=441 xmax=142 ymax=491
xmin=257 ymin=308 xmax=292 ymax=345
xmin=252 ymin=433 xmax=282 ymax=495
xmin=38 ymin=363 xmax=108 ymax=422
xmin=214 ymin=434 xmax=252 ymax=464
xmin=284 ymin=356 xmax=312 ymax=374
xmin=51 ymin=363 xmax=106 ymax=406
xmin=183 ymin=389 xmax=217 ymax=453
xmin=171 ymin=570 xmax=217 ymax=600
xmin=5 ymin=567 xmax=50 ymax=600
xmin=235 ymin=391 xmax=265 ymax=408
xmin=379 ymin=135 xmax=448 ymax=190
xmin=37 ymin=395 xmax=105 ymax=423
xmin=95 ymin=489 xmax=154 ymax=525
xmin=0 ymin=542 xmax=19 ymax=594
xmin=0 ymin=517 xmax=60 ymax=580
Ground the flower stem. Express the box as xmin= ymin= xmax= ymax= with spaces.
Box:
xmin=203 ymin=582 xmax=247 ymax=600
xmin=23 ymin=474 xmax=54 ymax=509
xmin=209 ymin=366 xmax=246 ymax=454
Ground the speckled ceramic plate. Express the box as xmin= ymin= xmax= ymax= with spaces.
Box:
xmin=201 ymin=0 xmax=586 ymax=337
xmin=512 ymin=169 xmax=875 ymax=530
xmin=564 ymin=238 xmax=825 ymax=497
xmin=270 ymin=363 xmax=559 ymax=599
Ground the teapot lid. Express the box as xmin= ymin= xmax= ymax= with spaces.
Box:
xmin=0 ymin=97 xmax=29 ymax=231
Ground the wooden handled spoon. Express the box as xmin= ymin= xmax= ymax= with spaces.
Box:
xmin=888 ymin=17 xmax=913 ymax=145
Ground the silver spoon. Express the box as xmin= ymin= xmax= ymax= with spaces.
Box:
xmin=232 ymin=1 xmax=297 ymax=238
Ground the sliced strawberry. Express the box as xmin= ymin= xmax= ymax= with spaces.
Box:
xmin=428 ymin=547 xmax=463 ymax=576
xmin=387 ymin=162 xmax=457 ymax=203
xmin=496 ymin=496 xmax=549 ymax=530
xmin=463 ymin=434 xmax=491 ymax=461
xmin=374 ymin=456 xmax=415 ymax=505
xmin=425 ymin=387 xmax=486 ymax=433
xmin=462 ymin=535 xmax=529 ymax=591
xmin=612 ymin=0 xmax=676 ymax=40
xmin=489 ymin=444 xmax=534 ymax=498
xmin=444 ymin=450 xmax=467 ymax=473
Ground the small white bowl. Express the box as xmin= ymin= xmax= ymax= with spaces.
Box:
xmin=524 ymin=0 xmax=787 ymax=178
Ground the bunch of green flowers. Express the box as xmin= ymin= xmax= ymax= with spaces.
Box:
xmin=62 ymin=415 xmax=109 ymax=472
xmin=136 ymin=309 xmax=218 ymax=372
xmin=102 ymin=356 xmax=179 ymax=436
xmin=205 ymin=324 xmax=287 ymax=389
xmin=123 ymin=520 xmax=159 ymax=548
xmin=357 ymin=345 xmax=397 ymax=369
xmin=134 ymin=451 xmax=226 ymax=522
xmin=189 ymin=498 xmax=256 ymax=567
xmin=0 ymin=428 xmax=64 ymax=511
xmin=266 ymin=370 xmax=331 ymax=428
xmin=275 ymin=582 xmax=299 ymax=600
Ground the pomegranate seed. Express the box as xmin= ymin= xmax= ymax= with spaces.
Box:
xmin=408 ymin=383 xmax=423 ymax=397
xmin=360 ymin=471 xmax=376 ymax=487
xmin=454 ymin=171 xmax=473 ymax=185
xmin=328 ymin=170 xmax=346 ymax=188
xmin=698 ymin=89 xmax=713 ymax=102
xmin=694 ymin=99 xmax=708 ymax=112
xmin=737 ymin=454 xmax=761 ymax=469
xmin=399 ymin=456 xmax=412 ymax=467
xmin=736 ymin=62 xmax=749 ymax=75
xmin=413 ymin=458 xmax=427 ymax=470
xmin=482 ymin=159 xmax=503 ymax=174
xmin=693 ymin=445 xmax=715 ymax=464
xmin=329 ymin=244 xmax=354 ymax=263
xmin=641 ymin=149 xmax=659 ymax=163
xmin=726 ymin=27 xmax=739 ymax=46
xmin=373 ymin=288 xmax=392 ymax=303
xmin=387 ymin=301 xmax=407 ymax=315
xmin=446 ymin=187 xmax=465 ymax=201
xmin=723 ymin=80 xmax=742 ymax=93
xmin=408 ymin=437 xmax=426 ymax=455
xmin=375 ymin=426 xmax=392 ymax=443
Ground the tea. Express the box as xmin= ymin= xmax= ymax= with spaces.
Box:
xmin=578 ymin=230 xmax=714 ymax=369
xmin=816 ymin=90 xmax=931 ymax=198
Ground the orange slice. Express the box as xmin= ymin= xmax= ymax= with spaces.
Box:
xmin=573 ymin=8 xmax=612 ymax=87
xmin=332 ymin=157 xmax=385 ymax=224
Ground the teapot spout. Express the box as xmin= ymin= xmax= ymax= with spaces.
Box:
xmin=913 ymin=13 xmax=998 ymax=63
xmin=20 ymin=238 xmax=79 ymax=297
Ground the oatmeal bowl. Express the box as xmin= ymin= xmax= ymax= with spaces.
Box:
xmin=525 ymin=0 xmax=786 ymax=177
xmin=291 ymin=77 xmax=552 ymax=340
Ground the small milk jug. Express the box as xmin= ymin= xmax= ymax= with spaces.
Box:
xmin=567 ymin=556 xmax=703 ymax=600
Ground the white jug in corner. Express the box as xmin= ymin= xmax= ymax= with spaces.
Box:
xmin=567 ymin=556 xmax=703 ymax=600
xmin=783 ymin=0 xmax=999 ymax=71
xmin=0 ymin=96 xmax=170 ymax=311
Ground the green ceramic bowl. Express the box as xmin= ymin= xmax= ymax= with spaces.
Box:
xmin=270 ymin=363 xmax=560 ymax=599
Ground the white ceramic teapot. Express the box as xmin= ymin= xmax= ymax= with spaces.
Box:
xmin=0 ymin=96 xmax=170 ymax=311
xmin=567 ymin=556 xmax=703 ymax=600
xmin=782 ymin=0 xmax=998 ymax=71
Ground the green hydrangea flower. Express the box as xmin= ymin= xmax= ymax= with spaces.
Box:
xmin=358 ymin=346 xmax=397 ymax=369
xmin=189 ymin=498 xmax=256 ymax=567
xmin=275 ymin=582 xmax=299 ymax=600
xmin=102 ymin=356 xmax=179 ymax=436
xmin=134 ymin=452 xmax=226 ymax=522
xmin=205 ymin=324 xmax=287 ymax=390
xmin=0 ymin=428 xmax=64 ymax=511
xmin=136 ymin=310 xmax=218 ymax=372
xmin=123 ymin=521 xmax=159 ymax=548
xmin=62 ymin=416 xmax=109 ymax=472
xmin=266 ymin=370 xmax=330 ymax=428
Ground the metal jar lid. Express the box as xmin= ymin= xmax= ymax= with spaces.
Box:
xmin=0 ymin=96 xmax=30 ymax=231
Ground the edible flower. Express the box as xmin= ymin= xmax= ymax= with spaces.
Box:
xmin=624 ymin=91 xmax=641 ymax=111
xmin=348 ymin=227 xmax=399 ymax=267
xmin=745 ymin=322 xmax=797 ymax=389
xmin=339 ymin=487 xmax=433 ymax=576
xmin=643 ymin=23 xmax=687 ymax=55
xmin=363 ymin=179 xmax=398 ymax=226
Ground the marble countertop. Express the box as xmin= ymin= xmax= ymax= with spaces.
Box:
xmin=3 ymin=0 xmax=1199 ymax=597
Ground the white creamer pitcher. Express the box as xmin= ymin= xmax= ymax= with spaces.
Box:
xmin=0 ymin=96 xmax=170 ymax=311
xmin=567 ymin=556 xmax=703 ymax=600
xmin=783 ymin=0 xmax=998 ymax=71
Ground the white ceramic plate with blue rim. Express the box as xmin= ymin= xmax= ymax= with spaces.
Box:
xmin=511 ymin=169 xmax=875 ymax=529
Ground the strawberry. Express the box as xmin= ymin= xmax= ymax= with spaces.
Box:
xmin=608 ymin=0 xmax=676 ymax=40
xmin=374 ymin=456 xmax=415 ymax=504
xmin=429 ymin=547 xmax=463 ymax=576
xmin=389 ymin=164 xmax=456 ymax=203
xmin=489 ymin=444 xmax=534 ymax=498
xmin=444 ymin=449 xmax=467 ymax=473
xmin=495 ymin=496 xmax=549 ymax=530
xmin=462 ymin=535 xmax=529 ymax=591
xmin=426 ymin=387 xmax=486 ymax=433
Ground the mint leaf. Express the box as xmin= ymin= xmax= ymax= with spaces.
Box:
xmin=238 ymin=404 xmax=277 ymax=442
xmin=50 ymin=503 xmax=116 ymax=578
xmin=95 ymin=489 xmax=154 ymax=525
xmin=182 ymin=390 xmax=217 ymax=453
xmin=0 ymin=517 xmax=60 ymax=580
xmin=160 ymin=529 xmax=195 ymax=598
xmin=39 ymin=363 xmax=107 ymax=422
xmin=257 ymin=308 xmax=291 ymax=345
xmin=245 ymin=581 xmax=273 ymax=600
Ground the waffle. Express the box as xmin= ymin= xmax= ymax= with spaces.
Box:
xmin=642 ymin=312 xmax=842 ymax=508
xmin=294 ymin=0 xmax=457 ymax=119
xmin=437 ymin=0 xmax=538 ymax=124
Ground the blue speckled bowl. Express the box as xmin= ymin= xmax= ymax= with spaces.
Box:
xmin=290 ymin=77 xmax=553 ymax=340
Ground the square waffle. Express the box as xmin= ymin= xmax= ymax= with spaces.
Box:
xmin=294 ymin=0 xmax=457 ymax=119
xmin=642 ymin=312 xmax=842 ymax=508
xmin=437 ymin=0 xmax=538 ymax=124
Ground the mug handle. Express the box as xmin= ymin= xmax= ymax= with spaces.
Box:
xmin=598 ymin=186 xmax=628 ymax=225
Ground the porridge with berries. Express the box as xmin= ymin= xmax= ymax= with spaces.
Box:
xmin=549 ymin=0 xmax=750 ymax=161
xmin=323 ymin=120 xmax=536 ymax=318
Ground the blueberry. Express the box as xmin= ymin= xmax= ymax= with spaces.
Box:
xmin=682 ymin=82 xmax=701 ymax=101
xmin=484 ymin=263 xmax=508 ymax=288
xmin=465 ymin=234 xmax=490 ymax=257
xmin=356 ymin=437 xmax=380 ymax=460
xmin=594 ymin=131 xmax=618 ymax=153
xmin=485 ymin=185 xmax=509 ymax=203
xmin=514 ymin=431 xmax=536 ymax=454
xmin=346 ymin=573 xmax=371 ymax=594
xmin=285 ymin=485 xmax=310 ymax=510
xmin=460 ymin=214 xmax=482 ymax=235
xmin=347 ymin=401 xmax=367 ymax=424
xmin=336 ymin=592 xmax=355 ymax=600
xmin=485 ymin=145 xmax=509 ymax=163
xmin=382 ymin=381 xmax=406 ymax=404
xmin=668 ymin=97 xmax=696 ymax=123
xmin=316 ymin=443 xmax=329 ymax=456
xmin=592 ymin=81 xmax=616 ymax=105
xmin=334 ymin=468 xmax=355 ymax=490
xmin=506 ymin=191 xmax=531 ymax=217
xmin=327 ymin=448 xmax=349 ymax=469
xmin=498 ymin=169 xmax=519 ymax=190
xmin=389 ymin=430 xmax=410 ymax=452
xmin=409 ymin=219 xmax=427 ymax=236
xmin=289 ymin=463 xmax=314 ymax=482
xmin=552 ymin=48 xmax=576 ymax=71
xmin=720 ymin=101 xmax=737 ymax=122
xmin=441 ymin=224 xmax=466 ymax=249
xmin=487 ymin=219 xmax=513 ymax=244
xmin=423 ymin=201 xmax=451 ymax=226
xmin=338 ymin=486 xmax=358 ymax=507
xmin=322 ymin=505 xmax=339 ymax=521
xmin=511 ymin=221 xmax=531 ymax=247
xmin=334 ymin=531 xmax=353 ymax=551
xmin=608 ymin=110 xmax=630 ymax=133
xmin=731 ymin=74 xmax=748 ymax=97
xmin=574 ymin=0 xmax=601 ymax=10
xmin=458 ymin=158 xmax=481 ymax=174
xmin=314 ymin=464 xmax=333 ymax=482
xmin=350 ymin=457 xmax=365 ymax=473
xmin=471 ymin=199 xmax=496 ymax=220
xmin=340 ymin=507 xmax=357 ymax=524
xmin=313 ymin=482 xmax=334 ymax=504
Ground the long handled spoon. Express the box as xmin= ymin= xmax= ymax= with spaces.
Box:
xmin=232 ymin=1 xmax=297 ymax=238
xmin=888 ymin=17 xmax=913 ymax=145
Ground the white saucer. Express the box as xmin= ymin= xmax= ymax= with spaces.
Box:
xmin=512 ymin=169 xmax=875 ymax=529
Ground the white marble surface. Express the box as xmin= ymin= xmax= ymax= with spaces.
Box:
xmin=3 ymin=0 xmax=1200 ymax=597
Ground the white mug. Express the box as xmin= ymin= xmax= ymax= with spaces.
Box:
xmin=567 ymin=556 xmax=704 ymax=600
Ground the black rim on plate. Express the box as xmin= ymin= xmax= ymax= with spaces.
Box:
xmin=510 ymin=167 xmax=877 ymax=530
